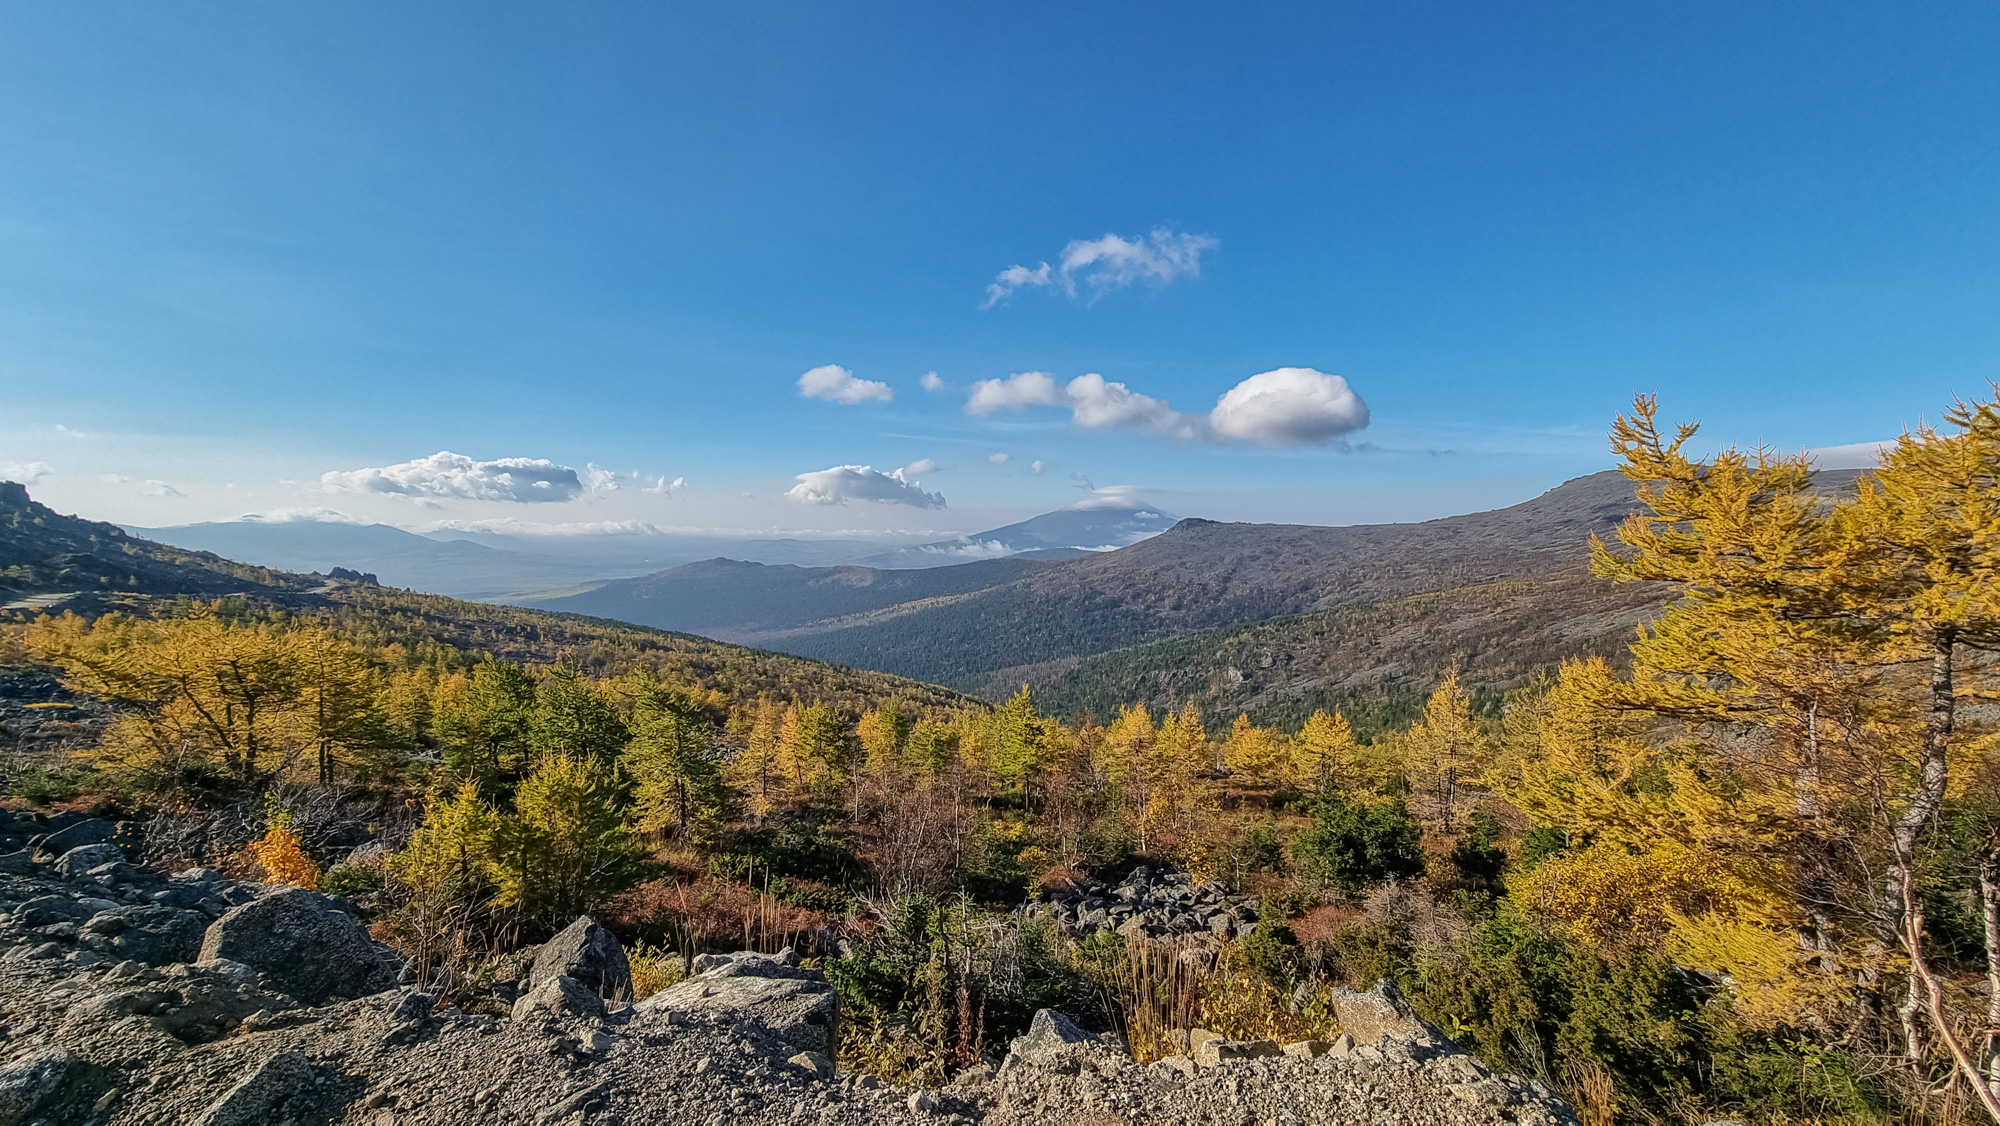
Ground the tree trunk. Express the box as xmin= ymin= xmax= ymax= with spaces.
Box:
xmin=1981 ymin=837 xmax=2000 ymax=1090
xmin=1881 ymin=627 xmax=1957 ymax=1060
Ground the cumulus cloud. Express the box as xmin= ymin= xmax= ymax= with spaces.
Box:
xmin=1030 ymin=460 xmax=1045 ymax=475
xmin=964 ymin=372 xmax=1191 ymax=437
xmin=982 ymin=228 xmax=1218 ymax=307
xmin=241 ymin=507 xmax=357 ymax=524
xmin=1065 ymin=373 xmax=1189 ymax=436
xmin=797 ymin=364 xmax=893 ymax=404
xmin=966 ymin=371 xmax=1065 ymax=415
xmin=919 ymin=372 xmax=945 ymax=392
xmin=964 ymin=366 xmax=1369 ymax=448
xmin=321 ymin=452 xmax=586 ymax=504
xmin=785 ymin=465 xmax=946 ymax=509
xmin=1208 ymin=368 xmax=1370 ymax=448
xmin=0 ymin=461 xmax=54 ymax=484
xmin=142 ymin=480 xmax=185 ymax=498
xmin=901 ymin=458 xmax=941 ymax=476
xmin=988 ymin=452 xmax=1011 ymax=464
xmin=643 ymin=475 xmax=688 ymax=495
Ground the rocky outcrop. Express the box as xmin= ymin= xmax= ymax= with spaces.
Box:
xmin=196 ymin=887 xmax=399 ymax=1004
xmin=1031 ymin=865 xmax=1260 ymax=940
xmin=1329 ymin=978 xmax=1451 ymax=1049
xmin=528 ymin=913 xmax=633 ymax=1002
xmin=640 ymin=947 xmax=839 ymax=1055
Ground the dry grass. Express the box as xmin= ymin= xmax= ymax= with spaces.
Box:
xmin=1099 ymin=935 xmax=1339 ymax=1063
xmin=602 ymin=875 xmax=827 ymax=959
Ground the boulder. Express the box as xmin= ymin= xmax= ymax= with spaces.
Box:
xmin=1328 ymin=979 xmax=1449 ymax=1049
xmin=79 ymin=905 xmax=207 ymax=965
xmin=54 ymin=842 xmax=124 ymax=880
xmin=640 ymin=958 xmax=838 ymax=1055
xmin=0 ymin=1047 xmax=74 ymax=1126
xmin=512 ymin=973 xmax=605 ymax=1021
xmin=1002 ymin=1008 xmax=1125 ymax=1071
xmin=0 ymin=852 xmax=34 ymax=876
xmin=529 ymin=915 xmax=633 ymax=1002
xmin=1193 ymin=1038 xmax=1282 ymax=1067
xmin=41 ymin=818 xmax=115 ymax=854
xmin=197 ymin=888 xmax=398 ymax=1005
xmin=190 ymin=1049 xmax=317 ymax=1126
xmin=15 ymin=896 xmax=90 ymax=927
xmin=788 ymin=1050 xmax=835 ymax=1080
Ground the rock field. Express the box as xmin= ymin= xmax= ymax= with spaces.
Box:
xmin=1028 ymin=864 xmax=1263 ymax=941
xmin=0 ymin=811 xmax=1579 ymax=1126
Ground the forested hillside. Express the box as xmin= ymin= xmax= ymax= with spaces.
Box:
xmin=1033 ymin=571 xmax=1664 ymax=739
xmin=538 ymin=470 xmax=1856 ymax=705
xmin=0 ymin=483 xmax=976 ymax=719
xmin=0 ymin=481 xmax=316 ymax=606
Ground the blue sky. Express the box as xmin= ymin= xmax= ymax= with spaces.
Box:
xmin=3 ymin=1 xmax=1998 ymax=537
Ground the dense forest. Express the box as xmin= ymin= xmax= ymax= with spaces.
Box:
xmin=6 ymin=392 xmax=2000 ymax=1124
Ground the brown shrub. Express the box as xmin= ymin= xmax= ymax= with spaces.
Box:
xmin=602 ymin=876 xmax=827 ymax=957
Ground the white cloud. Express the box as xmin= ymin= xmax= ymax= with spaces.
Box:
xmin=142 ymin=480 xmax=185 ymax=498
xmin=1064 ymin=373 xmax=1190 ymax=436
xmin=241 ymin=507 xmax=357 ymax=524
xmin=1069 ymin=485 xmax=1155 ymax=511
xmin=966 ymin=371 xmax=1066 ymax=415
xmin=321 ymin=451 xmax=586 ymax=504
xmin=901 ymin=458 xmax=941 ymax=476
xmin=919 ymin=371 xmax=945 ymax=392
xmin=797 ymin=364 xmax=893 ymax=404
xmin=1208 ymin=368 xmax=1371 ymax=448
xmin=982 ymin=228 xmax=1218 ymax=307
xmin=0 ymin=461 xmax=54 ymax=484
xmin=785 ymin=465 xmax=946 ymax=509
xmin=52 ymin=425 xmax=89 ymax=439
xmin=1030 ymin=460 xmax=1045 ymax=475
xmin=422 ymin=517 xmax=667 ymax=536
xmin=643 ymin=475 xmax=688 ymax=495
xmin=965 ymin=366 xmax=1370 ymax=449
xmin=964 ymin=372 xmax=1191 ymax=436
xmin=1808 ymin=440 xmax=1893 ymax=470
xmin=988 ymin=452 xmax=1011 ymax=464
xmin=584 ymin=465 xmax=621 ymax=494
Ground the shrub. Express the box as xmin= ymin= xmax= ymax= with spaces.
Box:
xmin=1292 ymin=787 xmax=1425 ymax=893
xmin=249 ymin=799 xmax=320 ymax=889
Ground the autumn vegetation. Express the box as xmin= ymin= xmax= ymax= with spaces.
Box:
xmin=6 ymin=391 xmax=2000 ymax=1123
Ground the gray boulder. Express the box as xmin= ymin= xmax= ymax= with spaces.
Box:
xmin=1328 ymin=979 xmax=1450 ymax=1049
xmin=197 ymin=888 xmax=398 ymax=1005
xmin=0 ymin=851 xmax=34 ymax=876
xmin=513 ymin=973 xmax=605 ymax=1021
xmin=640 ymin=955 xmax=838 ymax=1054
xmin=1003 ymin=1009 xmax=1126 ymax=1072
xmin=79 ymin=905 xmax=207 ymax=965
xmin=0 ymin=1047 xmax=74 ymax=1126
xmin=529 ymin=915 xmax=633 ymax=1002
xmin=53 ymin=842 xmax=124 ymax=880
xmin=14 ymin=896 xmax=90 ymax=927
xmin=41 ymin=818 xmax=115 ymax=854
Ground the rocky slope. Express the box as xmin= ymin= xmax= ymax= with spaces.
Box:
xmin=0 ymin=815 xmax=1577 ymax=1126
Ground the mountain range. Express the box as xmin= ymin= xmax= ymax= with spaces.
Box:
xmin=518 ymin=469 xmax=1862 ymax=729
xmin=125 ymin=503 xmax=1177 ymax=599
